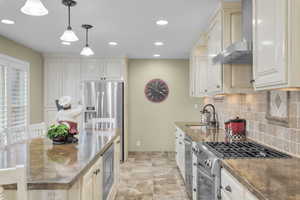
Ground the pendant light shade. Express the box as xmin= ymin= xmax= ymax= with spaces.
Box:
xmin=60 ymin=27 xmax=79 ymax=42
xmin=80 ymin=46 xmax=94 ymax=56
xmin=21 ymin=0 xmax=49 ymax=16
xmin=81 ymin=24 xmax=94 ymax=56
xmin=60 ymin=0 xmax=78 ymax=42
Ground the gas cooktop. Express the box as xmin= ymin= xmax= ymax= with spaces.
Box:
xmin=203 ymin=142 xmax=291 ymax=159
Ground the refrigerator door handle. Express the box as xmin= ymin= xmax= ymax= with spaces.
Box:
xmin=101 ymin=91 xmax=105 ymax=117
xmin=96 ymin=92 xmax=100 ymax=117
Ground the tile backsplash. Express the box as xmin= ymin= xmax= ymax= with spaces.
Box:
xmin=203 ymin=91 xmax=300 ymax=157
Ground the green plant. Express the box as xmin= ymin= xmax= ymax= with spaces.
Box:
xmin=47 ymin=124 xmax=69 ymax=139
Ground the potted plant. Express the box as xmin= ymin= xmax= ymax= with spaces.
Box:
xmin=47 ymin=124 xmax=69 ymax=145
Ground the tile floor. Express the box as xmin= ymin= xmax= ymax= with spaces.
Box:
xmin=115 ymin=152 xmax=189 ymax=200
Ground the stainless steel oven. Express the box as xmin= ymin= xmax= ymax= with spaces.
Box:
xmin=192 ymin=142 xmax=220 ymax=200
xmin=103 ymin=144 xmax=114 ymax=200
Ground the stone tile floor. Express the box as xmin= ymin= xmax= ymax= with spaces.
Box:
xmin=115 ymin=152 xmax=189 ymax=200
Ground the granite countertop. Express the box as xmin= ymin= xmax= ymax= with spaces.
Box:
xmin=0 ymin=128 xmax=120 ymax=190
xmin=175 ymin=121 xmax=300 ymax=200
xmin=174 ymin=121 xmax=227 ymax=142
xmin=222 ymin=158 xmax=300 ymax=200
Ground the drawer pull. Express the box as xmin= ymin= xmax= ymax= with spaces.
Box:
xmin=225 ymin=185 xmax=232 ymax=193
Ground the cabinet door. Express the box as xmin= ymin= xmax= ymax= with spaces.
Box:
xmin=44 ymin=59 xmax=62 ymax=107
xmin=62 ymin=60 xmax=81 ymax=105
xmin=244 ymin=190 xmax=259 ymax=200
xmin=82 ymin=166 xmax=95 ymax=200
xmin=44 ymin=109 xmax=57 ymax=126
xmin=94 ymin=158 xmax=103 ymax=200
xmin=253 ymin=0 xmax=287 ymax=88
xmin=81 ymin=59 xmax=102 ymax=80
xmin=197 ymin=56 xmax=208 ymax=95
xmin=105 ymin=60 xmax=123 ymax=79
xmin=207 ymin=14 xmax=222 ymax=93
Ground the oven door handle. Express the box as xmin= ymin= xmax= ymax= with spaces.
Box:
xmin=184 ymin=138 xmax=192 ymax=144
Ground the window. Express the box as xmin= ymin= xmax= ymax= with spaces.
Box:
xmin=0 ymin=54 xmax=29 ymax=134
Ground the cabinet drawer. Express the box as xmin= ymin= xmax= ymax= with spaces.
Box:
xmin=221 ymin=168 xmax=244 ymax=200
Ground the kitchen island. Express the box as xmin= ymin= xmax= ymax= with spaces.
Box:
xmin=0 ymin=128 xmax=121 ymax=200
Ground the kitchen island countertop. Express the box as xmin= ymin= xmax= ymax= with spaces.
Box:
xmin=0 ymin=128 xmax=120 ymax=190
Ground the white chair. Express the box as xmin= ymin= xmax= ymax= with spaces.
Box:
xmin=28 ymin=122 xmax=47 ymax=139
xmin=92 ymin=118 xmax=116 ymax=132
xmin=7 ymin=126 xmax=27 ymax=145
xmin=0 ymin=165 xmax=27 ymax=200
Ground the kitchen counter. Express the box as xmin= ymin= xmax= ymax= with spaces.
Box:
xmin=174 ymin=121 xmax=227 ymax=142
xmin=222 ymin=158 xmax=300 ymax=200
xmin=0 ymin=128 xmax=120 ymax=190
xmin=175 ymin=121 xmax=300 ymax=200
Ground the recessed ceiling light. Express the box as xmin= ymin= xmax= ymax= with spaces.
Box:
xmin=153 ymin=54 xmax=161 ymax=58
xmin=154 ymin=41 xmax=164 ymax=46
xmin=156 ymin=20 xmax=168 ymax=26
xmin=61 ymin=41 xmax=71 ymax=45
xmin=109 ymin=42 xmax=118 ymax=46
xmin=1 ymin=19 xmax=15 ymax=25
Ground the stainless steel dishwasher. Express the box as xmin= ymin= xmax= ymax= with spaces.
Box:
xmin=184 ymin=136 xmax=193 ymax=198
xmin=103 ymin=144 xmax=114 ymax=200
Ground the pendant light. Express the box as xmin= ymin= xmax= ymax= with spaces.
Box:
xmin=80 ymin=24 xmax=94 ymax=56
xmin=21 ymin=0 xmax=49 ymax=16
xmin=60 ymin=0 xmax=78 ymax=42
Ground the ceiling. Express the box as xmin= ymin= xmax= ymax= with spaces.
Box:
xmin=0 ymin=0 xmax=219 ymax=58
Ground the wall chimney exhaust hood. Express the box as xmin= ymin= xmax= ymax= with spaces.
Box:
xmin=213 ymin=0 xmax=252 ymax=64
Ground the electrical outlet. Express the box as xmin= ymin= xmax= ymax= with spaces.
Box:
xmin=136 ymin=140 xmax=141 ymax=146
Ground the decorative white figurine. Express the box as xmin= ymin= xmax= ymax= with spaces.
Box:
xmin=56 ymin=96 xmax=83 ymax=136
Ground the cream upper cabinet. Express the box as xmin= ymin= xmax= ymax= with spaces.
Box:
xmin=190 ymin=38 xmax=208 ymax=97
xmin=62 ymin=59 xmax=81 ymax=105
xmin=44 ymin=59 xmax=63 ymax=108
xmin=81 ymin=59 xmax=104 ymax=80
xmin=253 ymin=0 xmax=300 ymax=90
xmin=191 ymin=2 xmax=253 ymax=97
xmin=207 ymin=13 xmax=222 ymax=94
xmin=253 ymin=0 xmax=287 ymax=88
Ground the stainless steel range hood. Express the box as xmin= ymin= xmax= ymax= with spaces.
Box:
xmin=213 ymin=0 xmax=252 ymax=64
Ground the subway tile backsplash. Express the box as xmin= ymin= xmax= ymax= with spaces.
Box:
xmin=203 ymin=91 xmax=300 ymax=157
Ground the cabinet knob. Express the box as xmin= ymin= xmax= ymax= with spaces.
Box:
xmin=216 ymin=85 xmax=220 ymax=88
xmin=204 ymin=89 xmax=207 ymax=92
xmin=193 ymin=188 xmax=197 ymax=192
xmin=250 ymin=79 xmax=255 ymax=84
xmin=225 ymin=185 xmax=232 ymax=193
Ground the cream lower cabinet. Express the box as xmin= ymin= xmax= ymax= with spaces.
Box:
xmin=253 ymin=0 xmax=300 ymax=90
xmin=221 ymin=168 xmax=258 ymax=200
xmin=175 ymin=127 xmax=185 ymax=179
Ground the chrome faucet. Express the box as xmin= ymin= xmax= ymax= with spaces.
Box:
xmin=201 ymin=104 xmax=218 ymax=128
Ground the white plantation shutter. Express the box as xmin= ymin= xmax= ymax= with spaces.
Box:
xmin=0 ymin=63 xmax=7 ymax=133
xmin=8 ymin=65 xmax=28 ymax=128
xmin=0 ymin=55 xmax=29 ymax=134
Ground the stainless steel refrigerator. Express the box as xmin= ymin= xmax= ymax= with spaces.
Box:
xmin=82 ymin=80 xmax=124 ymax=161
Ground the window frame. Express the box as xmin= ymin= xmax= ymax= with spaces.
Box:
xmin=0 ymin=53 xmax=30 ymax=130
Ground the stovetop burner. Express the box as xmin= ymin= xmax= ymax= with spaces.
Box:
xmin=203 ymin=142 xmax=291 ymax=159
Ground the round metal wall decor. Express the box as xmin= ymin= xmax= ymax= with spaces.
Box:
xmin=144 ymin=79 xmax=169 ymax=103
